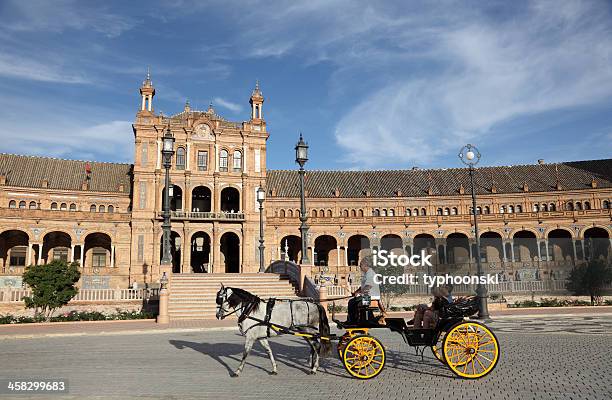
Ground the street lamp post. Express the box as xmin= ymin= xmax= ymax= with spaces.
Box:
xmin=295 ymin=133 xmax=310 ymax=264
xmin=458 ymin=144 xmax=490 ymax=320
xmin=161 ymin=124 xmax=175 ymax=267
xmin=257 ymin=186 xmax=266 ymax=272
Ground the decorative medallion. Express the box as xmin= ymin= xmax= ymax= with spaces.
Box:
xmin=194 ymin=123 xmax=213 ymax=140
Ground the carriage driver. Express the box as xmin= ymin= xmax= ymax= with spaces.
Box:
xmin=345 ymin=255 xmax=381 ymax=324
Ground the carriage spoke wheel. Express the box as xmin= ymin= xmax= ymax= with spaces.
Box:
xmin=443 ymin=321 xmax=499 ymax=379
xmin=431 ymin=332 xmax=446 ymax=364
xmin=342 ymin=335 xmax=385 ymax=379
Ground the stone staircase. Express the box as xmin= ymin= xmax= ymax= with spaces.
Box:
xmin=168 ymin=273 xmax=300 ymax=320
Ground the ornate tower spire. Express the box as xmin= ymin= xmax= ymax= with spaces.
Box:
xmin=250 ymin=80 xmax=264 ymax=121
xmin=139 ymin=67 xmax=155 ymax=112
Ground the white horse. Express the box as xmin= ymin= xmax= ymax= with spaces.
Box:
xmin=216 ymin=285 xmax=331 ymax=376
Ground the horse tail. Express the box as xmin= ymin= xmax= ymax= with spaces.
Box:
xmin=316 ymin=304 xmax=332 ymax=357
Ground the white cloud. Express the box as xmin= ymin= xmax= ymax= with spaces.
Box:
xmin=0 ymin=53 xmax=89 ymax=83
xmin=213 ymin=97 xmax=243 ymax=113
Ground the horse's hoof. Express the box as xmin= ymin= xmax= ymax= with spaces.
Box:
xmin=269 ymin=371 xmax=278 ymax=376
xmin=308 ymin=370 xmax=317 ymax=375
xmin=230 ymin=372 xmax=240 ymax=378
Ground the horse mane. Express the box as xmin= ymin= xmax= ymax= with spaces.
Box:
xmin=227 ymin=287 xmax=261 ymax=311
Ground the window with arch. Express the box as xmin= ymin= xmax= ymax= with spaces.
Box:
xmin=603 ymin=200 xmax=610 ymax=209
xmin=288 ymin=209 xmax=293 ymax=217
xmin=19 ymin=201 xmax=26 ymax=209
xmin=219 ymin=149 xmax=228 ymax=172
xmin=9 ymin=200 xmax=16 ymax=208
xmin=421 ymin=208 xmax=426 ymax=216
xmin=176 ymin=147 xmax=185 ymax=170
xmin=507 ymin=205 xmax=514 ymax=213
xmin=414 ymin=208 xmax=419 ymax=216
xmin=381 ymin=209 xmax=387 ymax=216
xmin=500 ymin=205 xmax=505 ymax=213
xmin=452 ymin=207 xmax=458 ymax=215
xmin=575 ymin=201 xmax=582 ymax=210
xmin=60 ymin=203 xmax=67 ymax=211
xmin=566 ymin=202 xmax=574 ymax=211
xmin=549 ymin=203 xmax=556 ymax=211
xmin=280 ymin=209 xmax=286 ymax=218
xmin=541 ymin=203 xmax=547 ymax=211
xmin=51 ymin=202 xmax=58 ymax=210
xmin=108 ymin=205 xmax=114 ymax=213
xmin=516 ymin=205 xmax=522 ymax=213
xmin=342 ymin=209 xmax=349 ymax=217
xmin=233 ymin=150 xmax=242 ymax=172
xmin=373 ymin=209 xmax=380 ymax=217
xmin=533 ymin=204 xmax=539 ymax=212
xmin=584 ymin=201 xmax=591 ymax=210
xmin=69 ymin=203 xmax=77 ymax=211
xmin=437 ymin=208 xmax=443 ymax=216
xmin=99 ymin=205 xmax=105 ymax=213
xmin=388 ymin=209 xmax=394 ymax=216
xmin=483 ymin=206 xmax=490 ymax=214
xmin=358 ymin=209 xmax=364 ymax=217
xmin=406 ymin=208 xmax=412 ymax=216
xmin=90 ymin=204 xmax=96 ymax=212
xmin=351 ymin=209 xmax=357 ymax=217
xmin=443 ymin=207 xmax=450 ymax=216
xmin=311 ymin=209 xmax=317 ymax=217
xmin=326 ymin=209 xmax=332 ymax=217
xmin=29 ymin=201 xmax=37 ymax=209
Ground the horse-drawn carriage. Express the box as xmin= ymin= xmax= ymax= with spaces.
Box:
xmin=333 ymin=295 xmax=500 ymax=379
xmin=216 ymin=286 xmax=500 ymax=380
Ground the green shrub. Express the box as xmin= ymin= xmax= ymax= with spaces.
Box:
xmin=0 ymin=310 xmax=154 ymax=324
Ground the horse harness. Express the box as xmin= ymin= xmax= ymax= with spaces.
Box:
xmin=238 ymin=297 xmax=318 ymax=338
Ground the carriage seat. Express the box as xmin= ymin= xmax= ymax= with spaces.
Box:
xmin=363 ymin=299 xmax=386 ymax=325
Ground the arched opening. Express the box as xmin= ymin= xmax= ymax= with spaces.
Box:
xmin=219 ymin=149 xmax=228 ymax=172
xmin=220 ymin=232 xmax=240 ymax=273
xmin=191 ymin=186 xmax=212 ymax=212
xmin=84 ymin=232 xmax=112 ymax=268
xmin=481 ymin=231 xmax=503 ymax=262
xmin=314 ymin=235 xmax=337 ymax=266
xmin=381 ymin=234 xmax=403 ymax=254
xmin=548 ymin=229 xmax=573 ymax=261
xmin=584 ymin=227 xmax=610 ymax=260
xmin=190 ymin=232 xmax=210 ymax=273
xmin=176 ymin=147 xmax=185 ymax=170
xmin=220 ymin=187 xmax=240 ymax=212
xmin=280 ymin=235 xmax=301 ymax=262
xmin=162 ymin=185 xmax=183 ymax=211
xmin=160 ymin=231 xmax=182 ymax=273
xmin=0 ymin=230 xmax=29 ymax=271
xmin=42 ymin=231 xmax=72 ymax=264
xmin=513 ymin=231 xmax=537 ymax=262
xmin=232 ymin=150 xmax=242 ymax=172
xmin=413 ymin=233 xmax=436 ymax=270
xmin=347 ymin=234 xmax=370 ymax=266
xmin=447 ymin=233 xmax=470 ymax=264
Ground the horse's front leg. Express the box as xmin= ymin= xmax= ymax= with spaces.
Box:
xmin=259 ymin=338 xmax=278 ymax=375
xmin=233 ymin=336 xmax=254 ymax=377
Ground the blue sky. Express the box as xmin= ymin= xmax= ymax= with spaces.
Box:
xmin=0 ymin=0 xmax=611 ymax=171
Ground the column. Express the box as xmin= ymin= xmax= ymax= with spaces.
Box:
xmin=141 ymin=96 xmax=145 ymax=111
xmin=38 ymin=245 xmax=43 ymax=265
xmin=156 ymin=140 xmax=161 ymax=169
xmin=214 ymin=144 xmax=219 ymax=172
xmin=344 ymin=247 xmax=349 ymax=266
xmin=80 ymin=244 xmax=84 ymax=267
xmin=510 ymin=242 xmax=515 ymax=263
xmin=242 ymin=144 xmax=248 ymax=172
xmin=537 ymin=241 xmax=542 ymax=260
xmin=110 ymin=245 xmax=115 ymax=267
xmin=581 ymin=240 xmax=586 ymax=260
xmin=572 ymin=240 xmax=578 ymax=261
xmin=277 ymin=246 xmax=281 ymax=260
xmin=502 ymin=241 xmax=507 ymax=262
xmin=70 ymin=245 xmax=75 ymax=262
xmin=544 ymin=240 xmax=550 ymax=261
xmin=311 ymin=247 xmax=315 ymax=264
xmin=186 ymin=142 xmax=191 ymax=170
xmin=27 ymin=243 xmax=32 ymax=266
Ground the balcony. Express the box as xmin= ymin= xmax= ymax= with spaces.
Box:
xmin=0 ymin=207 xmax=131 ymax=222
xmin=156 ymin=210 xmax=245 ymax=221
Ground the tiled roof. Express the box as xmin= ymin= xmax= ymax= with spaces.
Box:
xmin=0 ymin=153 xmax=132 ymax=195
xmin=266 ymin=159 xmax=612 ymax=198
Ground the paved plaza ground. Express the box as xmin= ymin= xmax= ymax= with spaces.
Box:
xmin=0 ymin=313 xmax=611 ymax=400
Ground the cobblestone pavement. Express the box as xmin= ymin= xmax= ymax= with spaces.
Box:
xmin=0 ymin=315 xmax=610 ymax=400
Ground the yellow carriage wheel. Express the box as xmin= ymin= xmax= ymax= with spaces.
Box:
xmin=431 ymin=332 xmax=446 ymax=364
xmin=342 ymin=335 xmax=385 ymax=379
xmin=443 ymin=321 xmax=499 ymax=379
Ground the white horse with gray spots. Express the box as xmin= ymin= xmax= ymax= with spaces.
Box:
xmin=216 ymin=285 xmax=331 ymax=376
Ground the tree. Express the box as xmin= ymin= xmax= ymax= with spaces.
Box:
xmin=374 ymin=257 xmax=410 ymax=309
xmin=22 ymin=260 xmax=81 ymax=321
xmin=566 ymin=259 xmax=612 ymax=305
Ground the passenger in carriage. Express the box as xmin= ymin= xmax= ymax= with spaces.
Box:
xmin=412 ymin=284 xmax=453 ymax=328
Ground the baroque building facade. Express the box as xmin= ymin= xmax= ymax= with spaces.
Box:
xmin=0 ymin=75 xmax=611 ymax=289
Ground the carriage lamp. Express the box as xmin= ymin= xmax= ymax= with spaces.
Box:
xmin=458 ymin=144 xmax=490 ymax=320
xmin=257 ymin=186 xmax=266 ymax=272
xmin=295 ymin=133 xmax=310 ymax=264
xmin=161 ymin=124 xmax=175 ymax=266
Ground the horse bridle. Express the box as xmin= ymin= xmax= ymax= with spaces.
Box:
xmin=216 ymin=287 xmax=256 ymax=321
